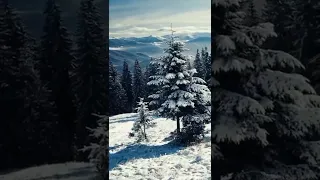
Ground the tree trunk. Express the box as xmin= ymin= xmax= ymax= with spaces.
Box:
xmin=143 ymin=123 xmax=147 ymax=139
xmin=176 ymin=116 xmax=180 ymax=134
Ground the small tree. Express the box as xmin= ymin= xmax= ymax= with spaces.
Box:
xmin=131 ymin=98 xmax=155 ymax=142
xmin=81 ymin=114 xmax=108 ymax=179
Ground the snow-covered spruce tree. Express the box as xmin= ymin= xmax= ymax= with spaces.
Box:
xmin=131 ymin=98 xmax=155 ymax=142
xmin=0 ymin=0 xmax=60 ymax=167
xmin=73 ymin=0 xmax=108 ymax=161
xmin=148 ymin=35 xmax=210 ymax=141
xmin=133 ymin=60 xmax=145 ymax=108
xmin=121 ymin=60 xmax=134 ymax=112
xmin=109 ymin=62 xmax=127 ymax=115
xmin=204 ymin=50 xmax=212 ymax=83
xmin=308 ymin=54 xmax=320 ymax=95
xmin=244 ymin=0 xmax=259 ymax=26
xmin=144 ymin=60 xmax=159 ymax=109
xmin=186 ymin=57 xmax=192 ymax=70
xmin=194 ymin=49 xmax=205 ymax=79
xmin=81 ymin=114 xmax=108 ymax=179
xmin=212 ymin=0 xmax=320 ymax=179
xmin=290 ymin=0 xmax=320 ymax=66
xmin=180 ymin=68 xmax=211 ymax=143
xmin=262 ymin=0 xmax=297 ymax=57
xmin=37 ymin=0 xmax=76 ymax=162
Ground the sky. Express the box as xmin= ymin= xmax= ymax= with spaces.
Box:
xmin=109 ymin=0 xmax=211 ymax=38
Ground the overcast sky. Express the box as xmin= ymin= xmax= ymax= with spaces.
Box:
xmin=109 ymin=0 xmax=211 ymax=38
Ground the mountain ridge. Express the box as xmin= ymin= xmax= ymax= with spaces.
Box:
xmin=109 ymin=33 xmax=211 ymax=71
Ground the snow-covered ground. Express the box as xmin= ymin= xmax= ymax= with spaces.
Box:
xmin=1 ymin=113 xmax=211 ymax=180
xmin=0 ymin=162 xmax=97 ymax=180
xmin=110 ymin=113 xmax=211 ymax=180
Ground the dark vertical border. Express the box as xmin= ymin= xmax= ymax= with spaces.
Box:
xmin=106 ymin=0 xmax=110 ymax=177
xmin=210 ymin=0 xmax=215 ymax=178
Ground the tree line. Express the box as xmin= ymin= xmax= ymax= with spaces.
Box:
xmin=0 ymin=0 xmax=107 ymax=170
xmin=109 ymin=47 xmax=211 ymax=116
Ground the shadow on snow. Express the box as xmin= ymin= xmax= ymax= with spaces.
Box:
xmin=109 ymin=141 xmax=184 ymax=170
xmin=109 ymin=116 xmax=138 ymax=124
xmin=109 ymin=115 xmax=161 ymax=124
xmin=20 ymin=165 xmax=97 ymax=180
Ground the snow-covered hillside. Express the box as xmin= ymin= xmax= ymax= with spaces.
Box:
xmin=109 ymin=113 xmax=211 ymax=180
xmin=1 ymin=113 xmax=211 ymax=180
xmin=0 ymin=162 xmax=97 ymax=180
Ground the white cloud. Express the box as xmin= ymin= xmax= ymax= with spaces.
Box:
xmin=109 ymin=26 xmax=210 ymax=38
xmin=110 ymin=9 xmax=210 ymax=38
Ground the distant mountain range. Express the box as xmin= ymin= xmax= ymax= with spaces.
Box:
xmin=109 ymin=32 xmax=211 ymax=71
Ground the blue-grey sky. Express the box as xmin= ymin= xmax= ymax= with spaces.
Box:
xmin=109 ymin=0 xmax=211 ymax=38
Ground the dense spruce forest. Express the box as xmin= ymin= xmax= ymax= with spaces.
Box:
xmin=0 ymin=0 xmax=107 ymax=171
xmin=211 ymin=0 xmax=320 ymax=179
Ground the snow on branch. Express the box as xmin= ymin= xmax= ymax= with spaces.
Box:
xmin=216 ymin=35 xmax=236 ymax=55
xmin=212 ymin=115 xmax=269 ymax=145
xmin=213 ymin=89 xmax=266 ymax=116
xmin=212 ymin=0 xmax=241 ymax=7
xmin=213 ymin=57 xmax=254 ymax=73
xmin=255 ymin=70 xmax=316 ymax=99
xmin=256 ymin=49 xmax=305 ymax=71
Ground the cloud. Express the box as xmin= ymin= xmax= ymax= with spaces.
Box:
xmin=109 ymin=25 xmax=210 ymax=38
xmin=110 ymin=9 xmax=210 ymax=27
xmin=109 ymin=8 xmax=210 ymax=38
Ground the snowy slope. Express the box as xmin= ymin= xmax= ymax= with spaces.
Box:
xmin=109 ymin=113 xmax=211 ymax=180
xmin=0 ymin=162 xmax=97 ymax=180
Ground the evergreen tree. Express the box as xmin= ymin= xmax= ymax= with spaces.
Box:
xmin=37 ymin=0 xmax=76 ymax=162
xmin=73 ymin=0 xmax=108 ymax=160
xmin=193 ymin=49 xmax=205 ymax=78
xmin=290 ymin=0 xmax=320 ymax=79
xmin=212 ymin=0 xmax=320 ymax=179
xmin=148 ymin=35 xmax=210 ymax=138
xmin=308 ymin=53 xmax=320 ymax=95
xmin=143 ymin=66 xmax=149 ymax=99
xmin=144 ymin=60 xmax=158 ymax=110
xmin=262 ymin=0 xmax=298 ymax=57
xmin=143 ymin=65 xmax=150 ymax=100
xmin=131 ymin=98 xmax=155 ymax=142
xmin=180 ymin=68 xmax=211 ymax=143
xmin=121 ymin=60 xmax=133 ymax=112
xmin=0 ymin=0 xmax=57 ymax=168
xmin=82 ymin=114 xmax=108 ymax=179
xmin=291 ymin=0 xmax=320 ymax=65
xmin=245 ymin=0 xmax=259 ymax=26
xmin=133 ymin=60 xmax=145 ymax=107
xmin=109 ymin=62 xmax=127 ymax=115
xmin=205 ymin=52 xmax=211 ymax=83
xmin=186 ymin=57 xmax=192 ymax=69
xmin=264 ymin=0 xmax=320 ymax=88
